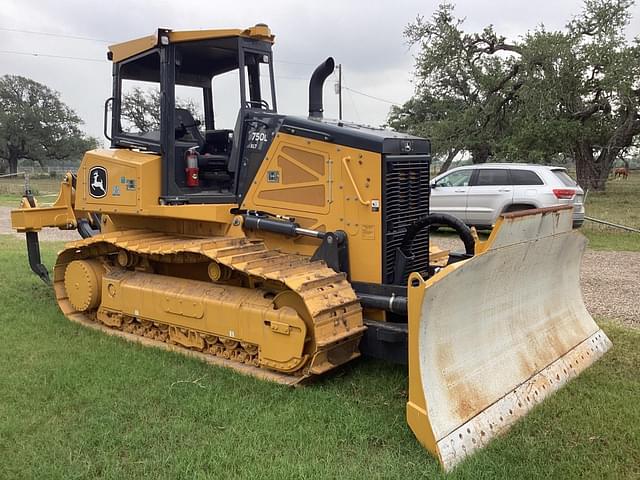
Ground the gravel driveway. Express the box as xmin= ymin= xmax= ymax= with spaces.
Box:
xmin=580 ymin=251 xmax=640 ymax=328
xmin=1 ymin=206 xmax=637 ymax=327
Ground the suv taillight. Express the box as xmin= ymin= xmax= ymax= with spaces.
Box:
xmin=553 ymin=188 xmax=576 ymax=199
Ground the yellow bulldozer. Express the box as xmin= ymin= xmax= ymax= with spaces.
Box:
xmin=11 ymin=25 xmax=611 ymax=470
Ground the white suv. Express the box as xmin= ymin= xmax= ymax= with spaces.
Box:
xmin=430 ymin=164 xmax=585 ymax=228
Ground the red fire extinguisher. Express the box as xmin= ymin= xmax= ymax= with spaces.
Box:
xmin=185 ymin=148 xmax=199 ymax=187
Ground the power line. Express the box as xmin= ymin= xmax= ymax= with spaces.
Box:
xmin=344 ymin=86 xmax=361 ymax=122
xmin=0 ymin=50 xmax=318 ymax=79
xmin=274 ymin=59 xmax=316 ymax=66
xmin=0 ymin=47 xmax=406 ymax=112
xmin=0 ymin=27 xmax=112 ymax=43
xmin=0 ymin=50 xmax=106 ymax=63
xmin=0 ymin=27 xmax=318 ymax=67
xmin=274 ymin=74 xmax=308 ymax=81
xmin=342 ymin=85 xmax=402 ymax=106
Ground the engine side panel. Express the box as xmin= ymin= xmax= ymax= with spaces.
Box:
xmin=242 ymin=132 xmax=383 ymax=284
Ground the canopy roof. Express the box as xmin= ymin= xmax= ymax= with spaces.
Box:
xmin=108 ymin=24 xmax=274 ymax=63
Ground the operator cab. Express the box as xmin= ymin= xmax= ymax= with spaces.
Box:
xmin=107 ymin=25 xmax=280 ymax=204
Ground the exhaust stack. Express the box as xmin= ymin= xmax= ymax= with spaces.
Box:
xmin=308 ymin=57 xmax=335 ymax=119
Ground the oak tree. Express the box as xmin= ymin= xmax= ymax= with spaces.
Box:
xmin=391 ymin=1 xmax=640 ymax=189
xmin=0 ymin=75 xmax=98 ymax=174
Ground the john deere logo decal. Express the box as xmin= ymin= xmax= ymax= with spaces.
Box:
xmin=89 ymin=166 xmax=107 ymax=198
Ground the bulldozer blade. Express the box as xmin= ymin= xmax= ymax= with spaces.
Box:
xmin=406 ymin=206 xmax=611 ymax=471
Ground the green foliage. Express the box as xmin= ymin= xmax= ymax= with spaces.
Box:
xmin=511 ymin=0 xmax=640 ymax=189
xmin=0 ymin=75 xmax=99 ymax=174
xmin=120 ymin=87 xmax=201 ymax=134
xmin=391 ymin=1 xmax=640 ymax=189
xmin=388 ymin=3 xmax=522 ymax=165
xmin=120 ymin=87 xmax=162 ymax=134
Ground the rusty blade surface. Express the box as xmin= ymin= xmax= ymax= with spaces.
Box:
xmin=407 ymin=206 xmax=611 ymax=471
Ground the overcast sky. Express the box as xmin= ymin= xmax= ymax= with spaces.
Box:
xmin=1 ymin=0 xmax=639 ymax=144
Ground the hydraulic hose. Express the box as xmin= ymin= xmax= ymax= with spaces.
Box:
xmin=400 ymin=213 xmax=475 ymax=256
xmin=77 ymin=213 xmax=102 ymax=239
xmin=392 ymin=213 xmax=475 ymax=285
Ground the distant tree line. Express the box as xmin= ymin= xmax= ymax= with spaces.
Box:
xmin=0 ymin=75 xmax=99 ymax=175
xmin=388 ymin=0 xmax=640 ymax=190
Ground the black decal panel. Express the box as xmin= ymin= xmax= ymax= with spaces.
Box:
xmin=89 ymin=167 xmax=108 ymax=199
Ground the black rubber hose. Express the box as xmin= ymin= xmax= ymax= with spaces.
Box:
xmin=357 ymin=293 xmax=408 ymax=315
xmin=400 ymin=213 xmax=475 ymax=256
xmin=77 ymin=219 xmax=96 ymax=239
xmin=77 ymin=213 xmax=102 ymax=239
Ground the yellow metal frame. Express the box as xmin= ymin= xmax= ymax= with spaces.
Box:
xmin=11 ymin=173 xmax=77 ymax=232
xmin=108 ymin=25 xmax=274 ymax=63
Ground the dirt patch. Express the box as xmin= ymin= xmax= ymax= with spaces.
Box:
xmin=580 ymin=250 xmax=640 ymax=328
xmin=431 ymin=232 xmax=640 ymax=328
xmin=0 ymin=206 xmax=80 ymax=242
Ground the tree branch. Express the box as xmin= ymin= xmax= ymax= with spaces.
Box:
xmin=570 ymin=100 xmax=610 ymax=122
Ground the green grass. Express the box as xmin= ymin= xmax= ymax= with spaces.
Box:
xmin=582 ymin=231 xmax=640 ymax=251
xmin=582 ymin=172 xmax=640 ymax=251
xmin=0 ymin=177 xmax=63 ymax=207
xmin=0 ymin=234 xmax=639 ymax=479
xmin=0 ymin=194 xmax=20 ymax=207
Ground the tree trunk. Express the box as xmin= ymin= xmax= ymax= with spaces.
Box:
xmin=470 ymin=145 xmax=490 ymax=164
xmin=575 ymin=99 xmax=640 ymax=191
xmin=438 ymin=149 xmax=459 ymax=174
xmin=8 ymin=150 xmax=19 ymax=175
xmin=574 ymin=141 xmax=608 ymax=191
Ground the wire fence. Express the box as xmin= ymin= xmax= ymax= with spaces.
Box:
xmin=0 ymin=171 xmax=69 ymax=196
xmin=18 ymin=166 xmax=78 ymax=175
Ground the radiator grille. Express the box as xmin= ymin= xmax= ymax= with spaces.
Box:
xmin=382 ymin=154 xmax=431 ymax=284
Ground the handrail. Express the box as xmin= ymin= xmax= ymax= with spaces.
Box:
xmin=342 ymin=156 xmax=370 ymax=206
xmin=103 ymin=97 xmax=114 ymax=141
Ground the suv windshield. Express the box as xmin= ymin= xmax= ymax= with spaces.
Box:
xmin=552 ymin=169 xmax=577 ymax=187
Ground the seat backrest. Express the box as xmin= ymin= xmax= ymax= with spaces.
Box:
xmin=204 ymin=130 xmax=233 ymax=154
xmin=175 ymin=108 xmax=205 ymax=145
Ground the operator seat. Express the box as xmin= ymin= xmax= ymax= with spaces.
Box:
xmin=201 ymin=130 xmax=233 ymax=155
xmin=174 ymin=108 xmax=205 ymax=145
